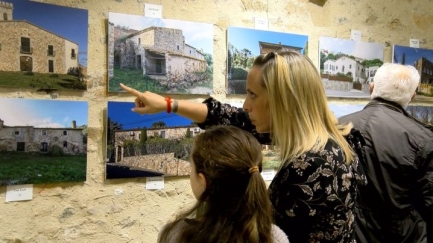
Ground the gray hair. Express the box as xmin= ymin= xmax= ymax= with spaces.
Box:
xmin=371 ymin=63 xmax=420 ymax=108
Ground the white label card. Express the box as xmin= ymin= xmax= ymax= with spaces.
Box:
xmin=254 ymin=17 xmax=268 ymax=30
xmin=350 ymin=30 xmax=362 ymax=41
xmin=146 ymin=176 xmax=164 ymax=190
xmin=410 ymin=39 xmax=420 ymax=48
xmin=144 ymin=3 xmax=162 ymax=18
xmin=6 ymin=184 xmax=33 ymax=202
xmin=261 ymin=169 xmax=276 ymax=181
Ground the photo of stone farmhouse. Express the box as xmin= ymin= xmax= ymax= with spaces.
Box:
xmin=0 ymin=98 xmax=88 ymax=186
xmin=319 ymin=36 xmax=384 ymax=98
xmin=0 ymin=1 xmax=88 ymax=91
xmin=107 ymin=125 xmax=200 ymax=179
xmin=0 ymin=118 xmax=86 ymax=154
xmin=393 ymin=45 xmax=433 ymax=97
xmin=108 ymin=13 xmax=213 ymax=94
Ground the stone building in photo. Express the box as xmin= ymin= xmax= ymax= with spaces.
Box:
xmin=111 ymin=25 xmax=207 ymax=84
xmin=0 ymin=1 xmax=79 ymax=74
xmin=0 ymin=118 xmax=86 ymax=154
xmin=258 ymin=41 xmax=303 ymax=55
xmin=415 ymin=57 xmax=433 ymax=95
xmin=111 ymin=125 xmax=202 ymax=175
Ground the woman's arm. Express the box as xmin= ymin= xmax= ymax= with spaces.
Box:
xmin=120 ymin=83 xmax=270 ymax=144
xmin=120 ymin=83 xmax=208 ymax=123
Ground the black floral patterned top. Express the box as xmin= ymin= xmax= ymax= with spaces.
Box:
xmin=198 ymin=97 xmax=367 ymax=243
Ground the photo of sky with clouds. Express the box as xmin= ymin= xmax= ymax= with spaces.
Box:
xmin=319 ymin=36 xmax=384 ymax=61
xmin=109 ymin=12 xmax=213 ymax=55
xmin=0 ymin=98 xmax=88 ymax=128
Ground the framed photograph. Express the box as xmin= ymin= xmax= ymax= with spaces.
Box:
xmin=106 ymin=101 xmax=199 ymax=179
xmin=108 ymin=13 xmax=213 ymax=94
xmin=0 ymin=98 xmax=88 ymax=185
xmin=393 ymin=45 xmax=433 ymax=98
xmin=319 ymin=37 xmax=384 ymax=98
xmin=227 ymin=27 xmax=308 ymax=94
xmin=0 ymin=0 xmax=88 ymax=92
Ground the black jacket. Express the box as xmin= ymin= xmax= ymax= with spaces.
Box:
xmin=339 ymin=98 xmax=433 ymax=243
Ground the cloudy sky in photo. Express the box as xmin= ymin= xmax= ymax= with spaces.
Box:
xmin=0 ymin=98 xmax=88 ymax=128
xmin=319 ymin=36 xmax=384 ymax=61
xmin=109 ymin=12 xmax=213 ymax=55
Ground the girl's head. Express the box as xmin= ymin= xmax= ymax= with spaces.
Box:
xmin=190 ymin=126 xmax=263 ymax=202
xmin=243 ymin=50 xmax=354 ymax=164
xmin=182 ymin=125 xmax=273 ymax=243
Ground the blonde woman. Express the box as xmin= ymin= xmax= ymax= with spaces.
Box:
xmin=121 ymin=51 xmax=366 ymax=242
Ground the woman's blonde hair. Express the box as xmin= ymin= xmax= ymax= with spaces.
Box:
xmin=253 ymin=51 xmax=354 ymax=167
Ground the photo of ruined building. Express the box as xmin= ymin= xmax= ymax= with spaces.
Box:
xmin=0 ymin=98 xmax=88 ymax=185
xmin=0 ymin=0 xmax=88 ymax=91
xmin=106 ymin=101 xmax=201 ymax=179
xmin=108 ymin=13 xmax=213 ymax=94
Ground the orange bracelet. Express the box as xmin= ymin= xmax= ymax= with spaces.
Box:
xmin=165 ymin=96 xmax=172 ymax=113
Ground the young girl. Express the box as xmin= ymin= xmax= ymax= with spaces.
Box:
xmin=157 ymin=126 xmax=288 ymax=243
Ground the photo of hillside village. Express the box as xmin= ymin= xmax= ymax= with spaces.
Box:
xmin=319 ymin=36 xmax=384 ymax=98
xmin=227 ymin=27 xmax=308 ymax=94
xmin=393 ymin=45 xmax=433 ymax=98
xmin=108 ymin=13 xmax=213 ymax=94
xmin=0 ymin=98 xmax=88 ymax=186
xmin=0 ymin=0 xmax=88 ymax=92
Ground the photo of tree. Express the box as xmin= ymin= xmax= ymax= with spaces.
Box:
xmin=108 ymin=13 xmax=213 ymax=94
xmin=227 ymin=27 xmax=308 ymax=94
xmin=393 ymin=45 xmax=433 ymax=98
xmin=0 ymin=98 xmax=88 ymax=186
xmin=106 ymin=101 xmax=200 ymax=179
xmin=319 ymin=37 xmax=384 ymax=98
xmin=0 ymin=0 xmax=88 ymax=92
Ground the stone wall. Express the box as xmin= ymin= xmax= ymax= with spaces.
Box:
xmin=122 ymin=153 xmax=191 ymax=176
xmin=1 ymin=0 xmax=433 ymax=242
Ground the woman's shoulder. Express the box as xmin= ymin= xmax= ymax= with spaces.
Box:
xmin=271 ymin=224 xmax=290 ymax=243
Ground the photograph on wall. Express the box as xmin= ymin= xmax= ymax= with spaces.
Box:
xmin=393 ymin=45 xmax=433 ymax=98
xmin=329 ymin=103 xmax=433 ymax=127
xmin=106 ymin=101 xmax=202 ymax=179
xmin=227 ymin=27 xmax=308 ymax=94
xmin=319 ymin=37 xmax=384 ymax=98
xmin=108 ymin=13 xmax=213 ymax=94
xmin=0 ymin=98 xmax=88 ymax=186
xmin=0 ymin=0 xmax=88 ymax=92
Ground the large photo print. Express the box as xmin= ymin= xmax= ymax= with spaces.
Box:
xmin=227 ymin=27 xmax=308 ymax=94
xmin=108 ymin=13 xmax=213 ymax=94
xmin=0 ymin=98 xmax=88 ymax=186
xmin=0 ymin=0 xmax=88 ymax=92
xmin=319 ymin=37 xmax=384 ymax=98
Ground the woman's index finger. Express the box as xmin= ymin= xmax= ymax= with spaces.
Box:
xmin=120 ymin=83 xmax=141 ymax=97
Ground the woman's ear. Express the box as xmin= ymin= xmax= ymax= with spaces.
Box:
xmin=198 ymin=173 xmax=207 ymax=191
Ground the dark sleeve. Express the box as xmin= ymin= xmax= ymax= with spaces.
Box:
xmin=415 ymin=140 xmax=433 ymax=242
xmin=197 ymin=97 xmax=271 ymax=144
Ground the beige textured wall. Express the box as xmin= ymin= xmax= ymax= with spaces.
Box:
xmin=1 ymin=0 xmax=433 ymax=242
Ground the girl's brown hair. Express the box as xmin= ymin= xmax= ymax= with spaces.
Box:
xmin=158 ymin=126 xmax=273 ymax=243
